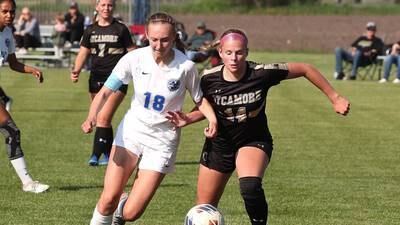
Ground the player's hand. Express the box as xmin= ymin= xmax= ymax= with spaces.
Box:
xmin=71 ymin=70 xmax=80 ymax=83
xmin=204 ymin=121 xmax=217 ymax=138
xmin=332 ymin=95 xmax=350 ymax=116
xmin=166 ymin=111 xmax=189 ymax=129
xmin=81 ymin=119 xmax=95 ymax=133
xmin=32 ymin=69 xmax=44 ymax=83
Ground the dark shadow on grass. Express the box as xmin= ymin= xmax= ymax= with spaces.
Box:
xmin=175 ymin=161 xmax=198 ymax=165
xmin=16 ymin=108 xmax=87 ymax=113
xmin=58 ymin=185 xmax=104 ymax=191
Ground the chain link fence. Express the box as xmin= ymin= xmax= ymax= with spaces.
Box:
xmin=14 ymin=0 xmax=167 ymax=25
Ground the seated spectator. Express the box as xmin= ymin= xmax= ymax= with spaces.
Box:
xmin=51 ymin=14 xmax=67 ymax=57
xmin=379 ymin=42 xmax=400 ymax=84
xmin=64 ymin=1 xmax=85 ymax=47
xmin=334 ymin=22 xmax=384 ymax=80
xmin=14 ymin=7 xmax=41 ymax=54
xmin=185 ymin=21 xmax=215 ymax=62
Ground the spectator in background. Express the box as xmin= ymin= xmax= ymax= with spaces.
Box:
xmin=133 ymin=0 xmax=150 ymax=25
xmin=334 ymin=22 xmax=384 ymax=80
xmin=64 ymin=1 xmax=85 ymax=47
xmin=185 ymin=21 xmax=215 ymax=62
xmin=14 ymin=7 xmax=41 ymax=54
xmin=378 ymin=41 xmax=400 ymax=84
xmin=51 ymin=14 xmax=67 ymax=57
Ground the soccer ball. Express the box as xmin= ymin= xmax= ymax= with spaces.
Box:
xmin=184 ymin=204 xmax=225 ymax=225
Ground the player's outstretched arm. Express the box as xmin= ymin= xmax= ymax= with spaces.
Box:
xmin=286 ymin=62 xmax=350 ymax=116
xmin=166 ymin=106 xmax=205 ymax=128
xmin=7 ymin=54 xmax=43 ymax=83
xmin=82 ymin=87 xmax=113 ymax=133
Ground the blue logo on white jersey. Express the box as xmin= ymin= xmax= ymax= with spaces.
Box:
xmin=167 ymin=79 xmax=180 ymax=91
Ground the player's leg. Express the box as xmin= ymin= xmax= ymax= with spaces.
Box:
xmin=87 ymin=77 xmax=103 ymax=165
xmin=95 ymin=86 xmax=127 ymax=166
xmin=236 ymin=145 xmax=270 ymax=225
xmin=90 ymin=145 xmax=138 ymax=225
xmin=121 ymin=169 xmax=166 ymax=222
xmin=0 ymin=106 xmax=49 ymax=193
xmin=0 ymin=87 xmax=12 ymax=112
xmin=196 ymin=164 xmax=231 ymax=206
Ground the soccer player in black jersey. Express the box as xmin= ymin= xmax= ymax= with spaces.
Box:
xmin=167 ymin=28 xmax=350 ymax=225
xmin=71 ymin=0 xmax=135 ymax=166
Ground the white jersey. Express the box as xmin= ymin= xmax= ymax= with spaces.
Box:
xmin=112 ymin=46 xmax=202 ymax=126
xmin=112 ymin=46 xmax=202 ymax=153
xmin=0 ymin=26 xmax=15 ymax=67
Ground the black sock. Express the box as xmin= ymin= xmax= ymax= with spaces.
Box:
xmin=239 ymin=177 xmax=268 ymax=225
xmin=0 ymin=87 xmax=10 ymax=103
xmin=92 ymin=127 xmax=113 ymax=158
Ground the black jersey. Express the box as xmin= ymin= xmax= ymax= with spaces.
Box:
xmin=201 ymin=61 xmax=289 ymax=143
xmin=80 ymin=19 xmax=134 ymax=78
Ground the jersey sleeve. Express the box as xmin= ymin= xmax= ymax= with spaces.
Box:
xmin=9 ymin=34 xmax=15 ymax=54
xmin=185 ymin=62 xmax=203 ymax=104
xmin=258 ymin=63 xmax=289 ymax=86
xmin=110 ymin=54 xmax=133 ymax=85
xmin=80 ymin=27 xmax=91 ymax=49
xmin=121 ymin=25 xmax=134 ymax=49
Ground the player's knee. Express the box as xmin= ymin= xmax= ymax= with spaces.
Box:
xmin=123 ymin=205 xmax=145 ymax=222
xmin=0 ymin=120 xmax=23 ymax=160
xmin=239 ymin=176 xmax=264 ymax=199
xmin=98 ymin=193 xmax=120 ymax=215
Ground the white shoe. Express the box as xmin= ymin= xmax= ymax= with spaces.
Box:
xmin=5 ymin=97 xmax=12 ymax=112
xmin=112 ymin=192 xmax=128 ymax=225
xmin=393 ymin=78 xmax=400 ymax=84
xmin=23 ymin=181 xmax=49 ymax=193
xmin=378 ymin=78 xmax=388 ymax=83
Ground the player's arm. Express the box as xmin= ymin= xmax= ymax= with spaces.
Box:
xmin=166 ymin=106 xmax=205 ymax=128
xmin=81 ymin=74 xmax=123 ymax=133
xmin=71 ymin=46 xmax=90 ymax=83
xmin=7 ymin=53 xmax=43 ymax=83
xmin=196 ymin=97 xmax=217 ymax=138
xmin=286 ymin=62 xmax=350 ymax=116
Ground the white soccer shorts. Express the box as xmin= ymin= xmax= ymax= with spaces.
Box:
xmin=113 ymin=112 xmax=180 ymax=174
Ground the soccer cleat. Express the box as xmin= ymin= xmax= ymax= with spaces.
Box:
xmin=5 ymin=97 xmax=12 ymax=112
xmin=98 ymin=154 xmax=109 ymax=166
xmin=393 ymin=78 xmax=400 ymax=84
xmin=88 ymin=155 xmax=99 ymax=166
xmin=112 ymin=192 xmax=128 ymax=225
xmin=378 ymin=78 xmax=388 ymax=83
xmin=23 ymin=181 xmax=49 ymax=193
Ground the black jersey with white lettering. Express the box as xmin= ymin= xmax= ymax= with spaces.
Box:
xmin=200 ymin=61 xmax=289 ymax=144
xmin=80 ymin=19 xmax=134 ymax=78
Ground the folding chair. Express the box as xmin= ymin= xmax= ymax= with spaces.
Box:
xmin=190 ymin=30 xmax=222 ymax=74
xmin=343 ymin=55 xmax=381 ymax=80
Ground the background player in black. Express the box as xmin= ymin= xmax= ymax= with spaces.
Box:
xmin=71 ymin=0 xmax=135 ymax=166
xmin=167 ymin=28 xmax=350 ymax=225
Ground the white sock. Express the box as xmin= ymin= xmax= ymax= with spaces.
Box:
xmin=90 ymin=206 xmax=113 ymax=225
xmin=10 ymin=157 xmax=33 ymax=185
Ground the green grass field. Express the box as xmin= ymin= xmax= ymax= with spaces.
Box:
xmin=0 ymin=52 xmax=399 ymax=225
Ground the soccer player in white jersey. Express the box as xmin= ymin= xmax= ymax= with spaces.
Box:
xmin=0 ymin=0 xmax=49 ymax=193
xmin=84 ymin=12 xmax=217 ymax=225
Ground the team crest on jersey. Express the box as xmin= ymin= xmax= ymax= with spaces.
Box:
xmin=167 ymin=79 xmax=180 ymax=91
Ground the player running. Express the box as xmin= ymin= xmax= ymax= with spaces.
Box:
xmin=85 ymin=12 xmax=217 ymax=225
xmin=0 ymin=0 xmax=49 ymax=193
xmin=71 ymin=0 xmax=135 ymax=166
xmin=167 ymin=28 xmax=350 ymax=225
